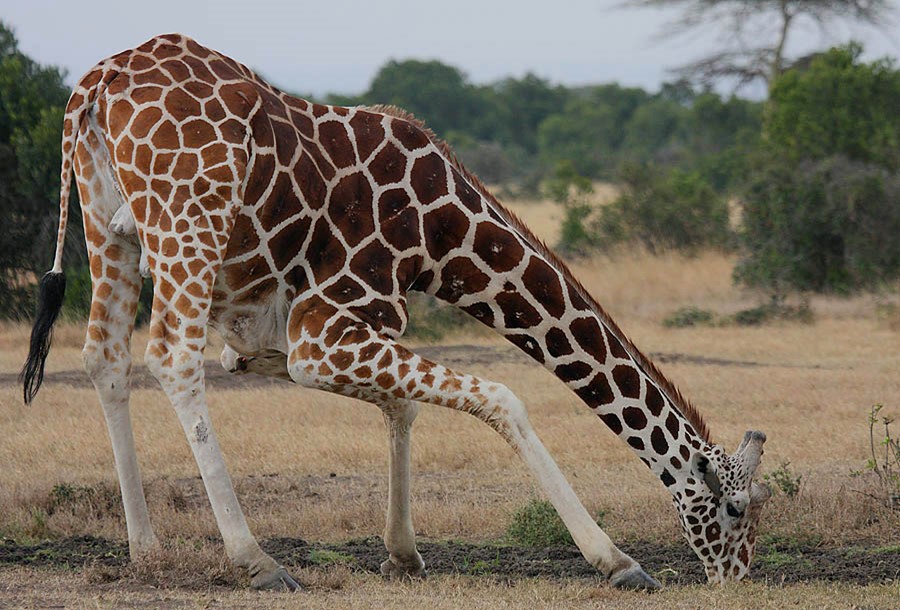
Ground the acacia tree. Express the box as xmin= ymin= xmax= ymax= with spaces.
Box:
xmin=623 ymin=0 xmax=894 ymax=90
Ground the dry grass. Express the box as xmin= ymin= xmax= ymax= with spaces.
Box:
xmin=0 ymin=567 xmax=898 ymax=610
xmin=2 ymin=234 xmax=899 ymax=604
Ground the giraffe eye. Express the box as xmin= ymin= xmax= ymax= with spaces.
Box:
xmin=726 ymin=502 xmax=743 ymax=518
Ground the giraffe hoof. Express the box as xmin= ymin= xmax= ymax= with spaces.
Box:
xmin=609 ymin=564 xmax=662 ymax=591
xmin=380 ymin=557 xmax=427 ymax=580
xmin=251 ymin=566 xmax=301 ymax=592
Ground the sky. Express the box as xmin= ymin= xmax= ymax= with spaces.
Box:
xmin=3 ymin=0 xmax=898 ymax=98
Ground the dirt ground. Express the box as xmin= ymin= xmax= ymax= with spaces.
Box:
xmin=2 ymin=532 xmax=899 ymax=586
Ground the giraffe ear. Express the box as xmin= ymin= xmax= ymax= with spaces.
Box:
xmin=693 ymin=454 xmax=722 ymax=499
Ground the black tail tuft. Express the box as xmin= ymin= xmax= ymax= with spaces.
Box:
xmin=20 ymin=271 xmax=67 ymax=404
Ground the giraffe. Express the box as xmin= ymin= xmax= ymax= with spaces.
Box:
xmin=21 ymin=33 xmax=771 ymax=590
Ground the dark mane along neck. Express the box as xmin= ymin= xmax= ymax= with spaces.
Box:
xmin=370 ymin=103 xmax=711 ymax=446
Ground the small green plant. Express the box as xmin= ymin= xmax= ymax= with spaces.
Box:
xmin=506 ymin=498 xmax=604 ymax=547
xmin=857 ymin=405 xmax=900 ymax=509
xmin=729 ymin=296 xmax=813 ymax=326
xmin=463 ymin=550 xmax=502 ymax=575
xmin=663 ymin=306 xmax=716 ymax=328
xmin=507 ymin=499 xmax=572 ymax=546
xmin=25 ymin=508 xmax=51 ymax=539
xmin=763 ymin=462 xmax=803 ymax=498
xmin=49 ymin=482 xmax=94 ymax=508
xmin=308 ymin=549 xmax=355 ymax=566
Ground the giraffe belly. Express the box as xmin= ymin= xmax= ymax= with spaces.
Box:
xmin=209 ymin=286 xmax=290 ymax=358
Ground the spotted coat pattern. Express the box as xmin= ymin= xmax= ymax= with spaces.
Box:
xmin=51 ymin=34 xmax=769 ymax=587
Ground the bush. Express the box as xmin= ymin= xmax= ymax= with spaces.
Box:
xmin=506 ymin=499 xmax=573 ymax=546
xmin=663 ymin=306 xmax=715 ymax=328
xmin=506 ymin=498 xmax=605 ymax=547
xmin=854 ymin=405 xmax=900 ymax=510
xmin=593 ymin=164 xmax=731 ymax=253
xmin=729 ymin=297 xmax=814 ymax=326
xmin=735 ymin=156 xmax=900 ymax=294
xmin=763 ymin=462 xmax=803 ymax=499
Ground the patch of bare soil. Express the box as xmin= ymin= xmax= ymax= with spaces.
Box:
xmin=0 ymin=345 xmax=821 ymax=391
xmin=1 ymin=536 xmax=896 ymax=586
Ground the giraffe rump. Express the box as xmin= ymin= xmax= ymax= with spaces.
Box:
xmin=369 ymin=105 xmax=711 ymax=443
xmin=20 ymin=271 xmax=67 ymax=404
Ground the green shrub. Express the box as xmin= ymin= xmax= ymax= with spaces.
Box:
xmin=593 ymin=164 xmax=731 ymax=254
xmin=506 ymin=498 xmax=605 ymax=547
xmin=507 ymin=499 xmax=573 ymax=546
xmin=735 ymin=156 xmax=900 ymax=294
xmin=61 ymin=266 xmax=93 ymax=321
xmin=855 ymin=405 xmax=900 ymax=510
xmin=729 ymin=297 xmax=814 ymax=326
xmin=763 ymin=462 xmax=803 ymax=499
xmin=663 ymin=306 xmax=715 ymax=328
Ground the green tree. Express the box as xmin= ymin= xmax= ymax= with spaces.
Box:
xmin=766 ymin=43 xmax=900 ymax=170
xmin=736 ymin=46 xmax=900 ymax=294
xmin=491 ymin=73 xmax=570 ymax=155
xmin=0 ymin=22 xmax=81 ymax=317
xmin=364 ymin=59 xmax=494 ymax=140
xmin=537 ymin=84 xmax=651 ymax=177
xmin=736 ymin=155 xmax=900 ymax=293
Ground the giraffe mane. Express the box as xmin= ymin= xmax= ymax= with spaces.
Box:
xmin=366 ymin=104 xmax=712 ymax=444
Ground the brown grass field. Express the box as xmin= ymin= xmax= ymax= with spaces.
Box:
xmin=1 ymin=198 xmax=899 ymax=608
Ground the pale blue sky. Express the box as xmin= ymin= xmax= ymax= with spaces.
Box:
xmin=3 ymin=0 xmax=897 ymax=97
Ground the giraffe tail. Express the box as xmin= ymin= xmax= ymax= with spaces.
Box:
xmin=20 ymin=69 xmax=106 ymax=404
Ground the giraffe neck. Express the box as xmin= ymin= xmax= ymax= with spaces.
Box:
xmin=417 ymin=169 xmax=712 ymax=491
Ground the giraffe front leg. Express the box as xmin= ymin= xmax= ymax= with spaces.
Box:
xmin=285 ymin=310 xmax=660 ymax=590
xmin=144 ymin=321 xmax=299 ymax=591
xmin=380 ymin=400 xmax=426 ymax=579
xmin=82 ymin=235 xmax=157 ymax=557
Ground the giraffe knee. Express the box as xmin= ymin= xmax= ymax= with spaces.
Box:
xmin=383 ymin=400 xmax=420 ymax=429
xmin=83 ymin=339 xmax=130 ymax=398
xmin=472 ymin=383 xmax=530 ymax=438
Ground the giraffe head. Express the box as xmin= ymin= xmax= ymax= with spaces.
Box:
xmin=675 ymin=430 xmax=770 ymax=583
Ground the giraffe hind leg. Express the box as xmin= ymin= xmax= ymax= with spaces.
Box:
xmin=75 ymin=127 xmax=157 ymax=557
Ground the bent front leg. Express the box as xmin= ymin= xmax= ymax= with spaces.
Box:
xmin=285 ymin=308 xmax=660 ymax=590
xmin=380 ymin=400 xmax=425 ymax=578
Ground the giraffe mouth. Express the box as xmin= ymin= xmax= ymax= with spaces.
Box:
xmin=234 ymin=356 xmax=255 ymax=373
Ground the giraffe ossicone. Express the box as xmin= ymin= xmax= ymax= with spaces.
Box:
xmin=21 ymin=33 xmax=770 ymax=591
